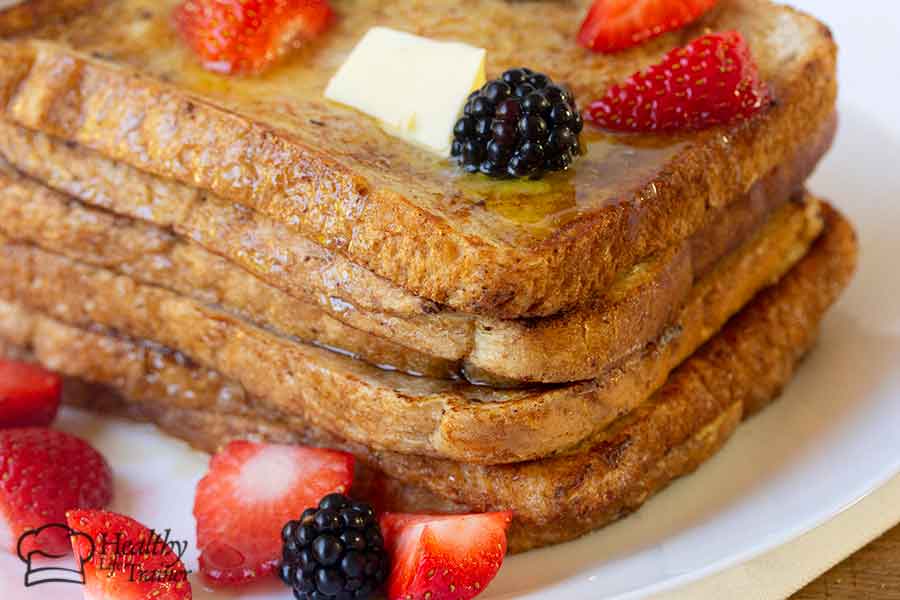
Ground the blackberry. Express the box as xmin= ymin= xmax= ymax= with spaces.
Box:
xmin=452 ymin=68 xmax=583 ymax=179
xmin=279 ymin=493 xmax=388 ymax=600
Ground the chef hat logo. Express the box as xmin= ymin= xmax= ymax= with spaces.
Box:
xmin=16 ymin=523 xmax=95 ymax=587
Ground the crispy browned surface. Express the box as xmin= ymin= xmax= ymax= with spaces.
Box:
xmin=41 ymin=376 xmax=738 ymax=555
xmin=0 ymin=115 xmax=835 ymax=382
xmin=0 ymin=204 xmax=857 ymax=552
xmin=0 ymin=166 xmax=459 ymax=378
xmin=0 ymin=156 xmax=684 ymax=381
xmin=0 ymin=0 xmax=837 ymax=317
xmin=382 ymin=205 xmax=856 ymax=550
xmin=0 ymin=197 xmax=823 ymax=464
xmin=0 ymin=0 xmax=92 ymax=35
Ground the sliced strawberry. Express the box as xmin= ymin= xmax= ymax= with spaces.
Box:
xmin=0 ymin=428 xmax=112 ymax=555
xmin=585 ymin=31 xmax=771 ymax=132
xmin=380 ymin=511 xmax=513 ymax=600
xmin=0 ymin=358 xmax=61 ymax=428
xmin=173 ymin=0 xmax=334 ymax=75
xmin=67 ymin=509 xmax=192 ymax=600
xmin=194 ymin=440 xmax=354 ymax=585
xmin=578 ymin=0 xmax=719 ymax=53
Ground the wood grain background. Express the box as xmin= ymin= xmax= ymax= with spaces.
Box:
xmin=793 ymin=524 xmax=900 ymax=599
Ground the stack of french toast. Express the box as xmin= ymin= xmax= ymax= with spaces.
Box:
xmin=0 ymin=0 xmax=856 ymax=553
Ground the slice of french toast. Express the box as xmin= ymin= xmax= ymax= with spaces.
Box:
xmin=0 ymin=114 xmax=835 ymax=383
xmin=0 ymin=194 xmax=826 ymax=464
xmin=0 ymin=203 xmax=857 ymax=551
xmin=0 ymin=0 xmax=837 ymax=318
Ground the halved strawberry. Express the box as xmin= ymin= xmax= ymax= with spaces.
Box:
xmin=173 ymin=0 xmax=334 ymax=75
xmin=578 ymin=0 xmax=719 ymax=53
xmin=67 ymin=509 xmax=192 ymax=600
xmin=585 ymin=31 xmax=771 ymax=132
xmin=0 ymin=428 xmax=112 ymax=555
xmin=380 ymin=511 xmax=513 ymax=600
xmin=194 ymin=440 xmax=354 ymax=585
xmin=0 ymin=358 xmax=61 ymax=428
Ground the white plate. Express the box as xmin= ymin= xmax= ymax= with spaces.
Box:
xmin=2 ymin=1 xmax=900 ymax=599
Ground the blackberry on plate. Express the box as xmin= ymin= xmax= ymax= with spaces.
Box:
xmin=279 ymin=493 xmax=388 ymax=600
xmin=452 ymin=67 xmax=583 ymax=179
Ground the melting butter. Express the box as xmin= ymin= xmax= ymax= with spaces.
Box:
xmin=325 ymin=27 xmax=486 ymax=156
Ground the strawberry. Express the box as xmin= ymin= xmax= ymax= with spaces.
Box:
xmin=585 ymin=31 xmax=771 ymax=132
xmin=67 ymin=509 xmax=192 ymax=600
xmin=0 ymin=428 xmax=112 ymax=555
xmin=0 ymin=358 xmax=61 ymax=428
xmin=578 ymin=0 xmax=719 ymax=53
xmin=380 ymin=511 xmax=513 ymax=600
xmin=193 ymin=440 xmax=355 ymax=585
xmin=173 ymin=0 xmax=334 ymax=75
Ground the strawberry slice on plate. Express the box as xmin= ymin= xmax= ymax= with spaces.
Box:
xmin=67 ymin=509 xmax=192 ymax=600
xmin=0 ymin=428 xmax=112 ymax=555
xmin=194 ymin=441 xmax=354 ymax=585
xmin=578 ymin=0 xmax=719 ymax=53
xmin=174 ymin=0 xmax=334 ymax=75
xmin=585 ymin=31 xmax=771 ymax=132
xmin=380 ymin=511 xmax=513 ymax=600
xmin=0 ymin=358 xmax=61 ymax=428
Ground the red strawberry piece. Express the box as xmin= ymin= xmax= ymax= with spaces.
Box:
xmin=585 ymin=31 xmax=771 ymax=132
xmin=578 ymin=0 xmax=719 ymax=53
xmin=0 ymin=428 xmax=112 ymax=556
xmin=194 ymin=440 xmax=354 ymax=585
xmin=0 ymin=359 xmax=61 ymax=428
xmin=67 ymin=509 xmax=192 ymax=600
xmin=380 ymin=511 xmax=513 ymax=600
xmin=174 ymin=0 xmax=334 ymax=75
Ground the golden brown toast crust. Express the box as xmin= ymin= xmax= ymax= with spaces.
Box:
xmin=0 ymin=115 xmax=836 ymax=383
xmin=0 ymin=166 xmax=461 ymax=379
xmin=42 ymin=379 xmax=740 ymax=555
xmin=0 ymin=0 xmax=92 ymax=36
xmin=0 ymin=204 xmax=857 ymax=552
xmin=0 ymin=197 xmax=824 ymax=464
xmin=0 ymin=0 xmax=838 ymax=317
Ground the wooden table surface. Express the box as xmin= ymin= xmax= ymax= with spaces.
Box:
xmin=792 ymin=523 xmax=900 ymax=599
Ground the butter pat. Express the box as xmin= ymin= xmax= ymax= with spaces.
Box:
xmin=325 ymin=27 xmax=486 ymax=156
